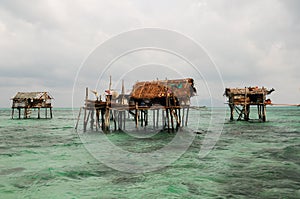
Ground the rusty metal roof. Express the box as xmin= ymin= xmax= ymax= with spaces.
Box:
xmin=224 ymin=87 xmax=274 ymax=96
xmin=12 ymin=92 xmax=53 ymax=100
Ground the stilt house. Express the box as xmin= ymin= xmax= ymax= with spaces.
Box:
xmin=77 ymin=78 xmax=197 ymax=132
xmin=224 ymin=87 xmax=274 ymax=121
xmin=11 ymin=92 xmax=53 ymax=119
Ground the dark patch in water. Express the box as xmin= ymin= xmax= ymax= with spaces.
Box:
xmin=0 ymin=167 xmax=25 ymax=175
xmin=111 ymin=175 xmax=145 ymax=184
xmin=182 ymin=182 xmax=201 ymax=195
xmin=57 ymin=170 xmax=100 ymax=179
xmin=256 ymin=145 xmax=300 ymax=165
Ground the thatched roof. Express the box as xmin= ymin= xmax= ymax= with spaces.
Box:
xmin=12 ymin=92 xmax=53 ymax=100
xmin=224 ymin=87 xmax=274 ymax=96
xmin=130 ymin=78 xmax=196 ymax=100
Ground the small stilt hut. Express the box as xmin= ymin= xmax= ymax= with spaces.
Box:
xmin=224 ymin=87 xmax=274 ymax=122
xmin=11 ymin=92 xmax=53 ymax=119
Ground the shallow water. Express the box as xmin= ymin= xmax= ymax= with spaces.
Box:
xmin=0 ymin=107 xmax=299 ymax=198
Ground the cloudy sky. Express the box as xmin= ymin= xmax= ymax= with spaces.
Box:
xmin=0 ymin=0 xmax=299 ymax=107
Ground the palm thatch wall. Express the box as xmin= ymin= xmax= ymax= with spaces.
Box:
xmin=130 ymin=78 xmax=196 ymax=105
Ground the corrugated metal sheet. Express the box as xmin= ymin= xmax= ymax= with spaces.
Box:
xmin=12 ymin=92 xmax=53 ymax=100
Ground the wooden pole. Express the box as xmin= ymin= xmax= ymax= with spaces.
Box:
xmin=243 ymin=87 xmax=247 ymax=121
xmin=83 ymin=111 xmax=90 ymax=132
xmin=18 ymin=108 xmax=20 ymax=119
xmin=11 ymin=108 xmax=14 ymax=119
xmin=75 ymin=107 xmax=82 ymax=130
xmin=153 ymin=109 xmax=155 ymax=128
xmin=38 ymin=108 xmax=40 ymax=119
xmin=174 ymin=109 xmax=180 ymax=130
xmin=90 ymin=110 xmax=94 ymax=130
xmin=95 ymin=109 xmax=99 ymax=131
xmin=170 ymin=108 xmax=174 ymax=131
xmin=262 ymin=105 xmax=266 ymax=122
xmin=162 ymin=109 xmax=165 ymax=128
xmin=123 ymin=111 xmax=126 ymax=130
xmin=141 ymin=110 xmax=144 ymax=127
xmin=230 ymin=104 xmax=234 ymax=121
xmin=101 ymin=108 xmax=105 ymax=131
xmin=245 ymin=104 xmax=250 ymax=121
xmin=50 ymin=107 xmax=53 ymax=119
xmin=182 ymin=107 xmax=185 ymax=126
xmin=135 ymin=102 xmax=138 ymax=128
xmin=185 ymin=106 xmax=190 ymax=126
xmin=112 ymin=110 xmax=117 ymax=131
xmin=83 ymin=108 xmax=87 ymax=132
xmin=257 ymin=105 xmax=261 ymax=119
xmin=104 ymin=108 xmax=110 ymax=131
xmin=156 ymin=108 xmax=159 ymax=128
xmin=145 ymin=110 xmax=148 ymax=126
xmin=166 ymin=108 xmax=170 ymax=132
xmin=83 ymin=87 xmax=88 ymax=132
xmin=178 ymin=108 xmax=181 ymax=128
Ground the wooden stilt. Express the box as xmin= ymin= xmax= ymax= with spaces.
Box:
xmin=75 ymin=107 xmax=82 ymax=130
xmin=178 ymin=108 xmax=181 ymax=128
xmin=123 ymin=111 xmax=126 ymax=130
xmin=83 ymin=108 xmax=87 ymax=132
xmin=83 ymin=87 xmax=88 ymax=132
xmin=112 ymin=110 xmax=117 ymax=131
xmin=182 ymin=107 xmax=185 ymax=126
xmin=156 ymin=109 xmax=159 ymax=128
xmin=170 ymin=108 xmax=174 ymax=131
xmin=18 ymin=108 xmax=20 ymax=119
xmin=38 ymin=108 xmax=40 ymax=119
xmin=262 ymin=105 xmax=266 ymax=122
xmin=101 ymin=108 xmax=105 ymax=131
xmin=110 ymin=110 xmax=118 ymax=131
xmin=24 ymin=108 xmax=27 ymax=119
xmin=145 ymin=110 xmax=148 ymax=126
xmin=245 ymin=104 xmax=250 ymax=121
xmin=11 ymin=108 xmax=14 ymax=119
xmin=135 ymin=102 xmax=138 ymax=128
xmin=141 ymin=110 xmax=144 ymax=127
xmin=153 ymin=109 xmax=155 ymax=128
xmin=50 ymin=107 xmax=53 ymax=119
xmin=83 ymin=110 xmax=91 ymax=132
xmin=166 ymin=108 xmax=170 ymax=132
xmin=162 ymin=109 xmax=165 ymax=128
xmin=257 ymin=105 xmax=261 ymax=119
xmin=174 ymin=109 xmax=180 ymax=130
xmin=230 ymin=104 xmax=234 ymax=121
xmin=185 ymin=106 xmax=190 ymax=126
xmin=90 ymin=110 xmax=94 ymax=130
xmin=95 ymin=109 xmax=99 ymax=131
xmin=104 ymin=107 xmax=110 ymax=132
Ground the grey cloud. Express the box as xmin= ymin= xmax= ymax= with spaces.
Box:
xmin=0 ymin=0 xmax=299 ymax=107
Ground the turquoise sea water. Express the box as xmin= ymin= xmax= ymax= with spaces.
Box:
xmin=0 ymin=107 xmax=299 ymax=198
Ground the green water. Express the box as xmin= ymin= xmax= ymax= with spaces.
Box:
xmin=0 ymin=107 xmax=299 ymax=198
